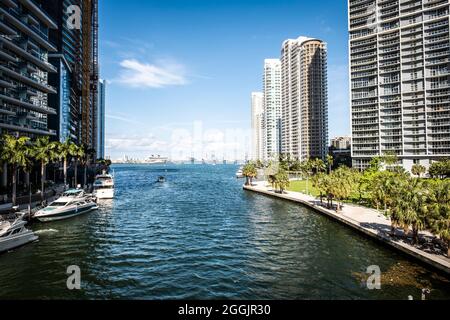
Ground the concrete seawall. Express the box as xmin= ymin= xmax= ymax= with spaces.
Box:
xmin=244 ymin=182 xmax=450 ymax=276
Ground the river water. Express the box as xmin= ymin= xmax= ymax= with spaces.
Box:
xmin=0 ymin=164 xmax=449 ymax=299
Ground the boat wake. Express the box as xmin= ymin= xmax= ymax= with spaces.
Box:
xmin=34 ymin=229 xmax=58 ymax=235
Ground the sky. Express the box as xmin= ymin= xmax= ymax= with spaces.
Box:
xmin=99 ymin=0 xmax=350 ymax=161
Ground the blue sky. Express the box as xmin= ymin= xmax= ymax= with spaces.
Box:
xmin=99 ymin=0 xmax=350 ymax=160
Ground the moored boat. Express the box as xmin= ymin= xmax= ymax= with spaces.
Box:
xmin=34 ymin=189 xmax=98 ymax=222
xmin=93 ymin=171 xmax=115 ymax=199
xmin=0 ymin=212 xmax=38 ymax=253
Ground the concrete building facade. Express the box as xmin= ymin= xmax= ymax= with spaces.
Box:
xmin=262 ymin=59 xmax=282 ymax=160
xmin=281 ymin=36 xmax=328 ymax=161
xmin=349 ymin=0 xmax=450 ymax=171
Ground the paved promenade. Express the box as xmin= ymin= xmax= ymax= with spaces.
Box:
xmin=244 ymin=181 xmax=450 ymax=276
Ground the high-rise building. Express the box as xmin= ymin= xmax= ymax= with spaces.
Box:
xmin=0 ymin=0 xmax=58 ymax=137
xmin=96 ymin=79 xmax=105 ymax=159
xmin=47 ymin=54 xmax=73 ymax=142
xmin=281 ymin=36 xmax=328 ymax=161
xmin=43 ymin=0 xmax=82 ymax=144
xmin=263 ymin=59 xmax=282 ymax=160
xmin=43 ymin=0 xmax=99 ymax=151
xmin=331 ymin=136 xmax=351 ymax=150
xmin=251 ymin=92 xmax=264 ymax=161
xmin=349 ymin=0 xmax=450 ymax=171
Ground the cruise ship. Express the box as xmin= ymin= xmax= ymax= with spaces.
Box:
xmin=145 ymin=155 xmax=169 ymax=165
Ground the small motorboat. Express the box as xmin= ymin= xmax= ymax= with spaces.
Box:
xmin=0 ymin=212 xmax=38 ymax=253
xmin=157 ymin=176 xmax=166 ymax=183
xmin=34 ymin=189 xmax=98 ymax=222
xmin=236 ymin=167 xmax=244 ymax=178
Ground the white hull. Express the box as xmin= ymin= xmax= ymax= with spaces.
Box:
xmin=35 ymin=204 xmax=98 ymax=222
xmin=94 ymin=189 xmax=114 ymax=199
xmin=93 ymin=173 xmax=115 ymax=200
xmin=0 ymin=230 xmax=38 ymax=253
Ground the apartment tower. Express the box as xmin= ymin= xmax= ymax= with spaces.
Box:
xmin=281 ymin=36 xmax=328 ymax=161
xmin=251 ymin=92 xmax=264 ymax=161
xmin=43 ymin=0 xmax=99 ymax=150
xmin=262 ymin=59 xmax=282 ymax=160
xmin=349 ymin=0 xmax=450 ymax=171
xmin=0 ymin=0 xmax=58 ymax=137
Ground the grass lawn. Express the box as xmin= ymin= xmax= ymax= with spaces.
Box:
xmin=287 ymin=180 xmax=372 ymax=207
xmin=287 ymin=180 xmax=320 ymax=197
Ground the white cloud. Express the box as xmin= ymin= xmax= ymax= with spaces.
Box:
xmin=106 ymin=113 xmax=143 ymax=125
xmin=105 ymin=122 xmax=251 ymax=161
xmin=115 ymin=59 xmax=188 ymax=88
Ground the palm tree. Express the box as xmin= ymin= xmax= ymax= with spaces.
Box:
xmin=411 ymin=164 xmax=426 ymax=178
xmin=242 ymin=162 xmax=257 ymax=186
xmin=72 ymin=144 xmax=85 ymax=188
xmin=329 ymin=167 xmax=355 ymax=212
xmin=274 ymin=168 xmax=290 ymax=194
xmin=369 ymin=171 xmax=398 ymax=214
xmin=32 ymin=136 xmax=58 ymax=200
xmin=312 ymin=172 xmax=326 ymax=204
xmin=381 ymin=151 xmax=399 ymax=172
xmin=318 ymin=174 xmax=334 ymax=209
xmin=84 ymin=147 xmax=96 ymax=186
xmin=300 ymin=159 xmax=313 ymax=195
xmin=268 ymin=174 xmax=276 ymax=190
xmin=390 ymin=178 xmax=428 ymax=243
xmin=427 ymin=180 xmax=450 ymax=257
xmin=57 ymin=139 xmax=78 ymax=188
xmin=326 ymin=154 xmax=334 ymax=173
xmin=79 ymin=145 xmax=89 ymax=187
xmin=0 ymin=135 xmax=31 ymax=206
xmin=312 ymin=158 xmax=326 ymax=174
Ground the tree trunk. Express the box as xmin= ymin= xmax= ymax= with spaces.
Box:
xmin=1 ymin=162 xmax=7 ymax=188
xmin=84 ymin=165 xmax=87 ymax=187
xmin=447 ymin=240 xmax=450 ymax=258
xmin=245 ymin=176 xmax=249 ymax=186
xmin=12 ymin=165 xmax=17 ymax=206
xmin=24 ymin=171 xmax=29 ymax=188
xmin=63 ymin=158 xmax=67 ymax=188
xmin=74 ymin=160 xmax=78 ymax=187
xmin=412 ymin=227 xmax=419 ymax=245
xmin=41 ymin=161 xmax=46 ymax=200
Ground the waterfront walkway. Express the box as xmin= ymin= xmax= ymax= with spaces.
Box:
xmin=0 ymin=185 xmax=65 ymax=214
xmin=244 ymin=181 xmax=450 ymax=276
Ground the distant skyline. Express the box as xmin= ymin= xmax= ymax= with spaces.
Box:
xmin=99 ymin=0 xmax=349 ymax=160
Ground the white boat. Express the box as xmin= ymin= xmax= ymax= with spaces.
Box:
xmin=236 ymin=167 xmax=244 ymax=178
xmin=145 ymin=155 xmax=168 ymax=165
xmin=93 ymin=172 xmax=115 ymax=199
xmin=0 ymin=212 xmax=38 ymax=253
xmin=34 ymin=189 xmax=98 ymax=222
